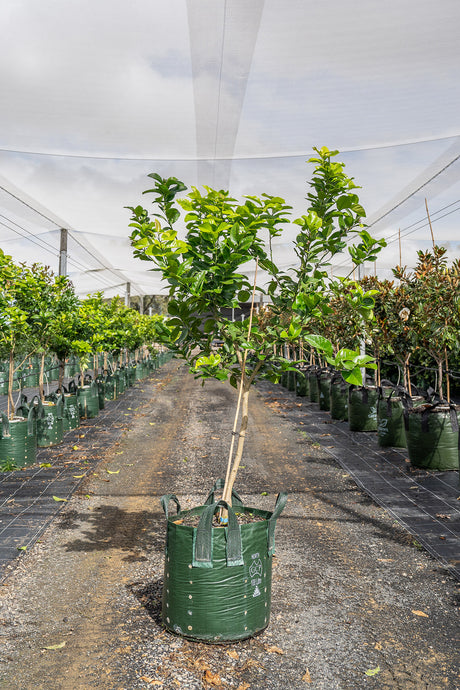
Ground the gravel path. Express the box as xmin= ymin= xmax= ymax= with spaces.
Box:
xmin=0 ymin=360 xmax=458 ymax=689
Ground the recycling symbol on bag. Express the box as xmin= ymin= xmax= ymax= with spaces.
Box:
xmin=249 ymin=558 xmax=262 ymax=578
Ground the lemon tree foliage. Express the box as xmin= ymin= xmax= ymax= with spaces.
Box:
xmin=127 ymin=148 xmax=386 ymax=499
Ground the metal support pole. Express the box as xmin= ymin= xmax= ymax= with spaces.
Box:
xmin=139 ymin=296 xmax=144 ymax=314
xmin=59 ymin=228 xmax=68 ymax=276
xmin=125 ymin=282 xmax=131 ymax=307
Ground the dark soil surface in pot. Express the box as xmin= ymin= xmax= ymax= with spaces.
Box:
xmin=0 ymin=360 xmax=458 ymax=689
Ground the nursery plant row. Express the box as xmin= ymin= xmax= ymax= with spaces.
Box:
xmin=280 ymin=362 xmax=459 ymax=472
xmin=0 ymin=350 xmax=173 ymax=471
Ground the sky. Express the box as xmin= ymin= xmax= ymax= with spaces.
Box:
xmin=0 ymin=0 xmax=459 ymax=296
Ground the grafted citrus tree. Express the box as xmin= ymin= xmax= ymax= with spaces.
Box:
xmin=127 ymin=148 xmax=385 ymax=504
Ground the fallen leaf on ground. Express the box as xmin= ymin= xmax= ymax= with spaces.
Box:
xmin=302 ymin=668 xmax=313 ymax=683
xmin=203 ymin=669 xmax=222 ymax=686
xmin=52 ymin=496 xmax=67 ymax=502
xmin=73 ymin=474 xmax=85 ymax=479
xmin=140 ymin=676 xmax=163 ymax=685
xmin=264 ymin=644 xmax=284 ymax=654
xmin=365 ymin=666 xmax=380 ymax=676
xmin=236 ymin=683 xmax=250 ymax=690
xmin=412 ymin=610 xmax=429 ymax=617
xmin=39 ymin=463 xmax=52 ymax=468
xmin=43 ymin=641 xmax=66 ymax=651
xmin=377 ymin=558 xmax=394 ymax=563
xmin=435 ymin=514 xmax=451 ymax=519
xmin=106 ymin=469 xmax=120 ymax=474
xmin=226 ymin=649 xmax=239 ymax=660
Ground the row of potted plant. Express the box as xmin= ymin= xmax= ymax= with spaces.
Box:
xmin=277 ymin=245 xmax=460 ymax=472
xmin=0 ymin=349 xmax=172 ymax=471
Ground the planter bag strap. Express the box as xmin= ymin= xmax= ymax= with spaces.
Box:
xmin=204 ymin=478 xmax=244 ymax=507
xmin=160 ymin=494 xmax=181 ymax=521
xmin=68 ymin=380 xmax=77 ymax=394
xmin=385 ymin=388 xmax=397 ymax=417
xmin=31 ymin=395 xmax=45 ymax=420
xmin=27 ymin=405 xmax=35 ymax=436
xmin=56 ymin=394 xmax=65 ymax=419
xmin=268 ymin=492 xmax=288 ymax=556
xmin=0 ymin=412 xmax=10 ymax=438
xmin=361 ymin=387 xmax=369 ymax=405
xmin=193 ymin=500 xmax=244 ymax=569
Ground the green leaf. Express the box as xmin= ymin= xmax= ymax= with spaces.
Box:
xmin=341 ymin=367 xmax=362 ymax=386
xmin=238 ymin=290 xmax=251 ymax=303
xmin=52 ymin=496 xmax=67 ymax=502
xmin=365 ymin=666 xmax=380 ymax=677
xmin=303 ymin=334 xmax=334 ymax=358
xmin=106 ymin=469 xmax=120 ymax=475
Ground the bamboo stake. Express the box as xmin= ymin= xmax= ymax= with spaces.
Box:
xmin=445 ymin=347 xmax=450 ymax=403
xmin=222 ymin=259 xmax=259 ymax=506
xmin=425 ymin=198 xmax=436 ymax=250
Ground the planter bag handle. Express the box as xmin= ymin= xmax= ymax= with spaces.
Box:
xmin=31 ymin=395 xmax=45 ymax=420
xmin=26 ymin=405 xmax=35 ymax=436
xmin=193 ymin=500 xmax=244 ymax=569
xmin=204 ymin=478 xmax=244 ymax=507
xmin=383 ymin=388 xmax=398 ymax=417
xmin=0 ymin=412 xmax=10 ymax=438
xmin=56 ymin=393 xmax=65 ymax=419
xmin=68 ymin=379 xmax=77 ymax=394
xmin=160 ymin=494 xmax=181 ymax=521
xmin=268 ymin=492 xmax=288 ymax=556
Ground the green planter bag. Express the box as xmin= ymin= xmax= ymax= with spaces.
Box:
xmin=377 ymin=389 xmax=424 ymax=448
xmin=330 ymin=373 xmax=349 ymax=421
xmin=22 ymin=368 xmax=40 ymax=388
xmin=77 ymin=381 xmax=99 ymax=419
xmin=61 ymin=384 xmax=80 ymax=432
xmin=104 ymin=372 xmax=117 ymax=401
xmin=96 ymin=377 xmax=106 ymax=410
xmin=126 ymin=365 xmax=136 ymax=386
xmin=287 ymin=369 xmax=296 ymax=392
xmin=308 ymin=368 xmax=320 ymax=403
xmin=115 ymin=370 xmax=125 ymax=396
xmin=404 ymin=402 xmax=460 ymax=471
xmin=161 ymin=489 xmax=287 ymax=643
xmin=348 ymin=385 xmax=379 ymax=432
xmin=37 ymin=395 xmax=64 ymax=447
xmin=295 ymin=368 xmax=309 ymax=397
xmin=0 ymin=409 xmax=37 ymax=468
xmin=318 ymin=370 xmax=332 ymax=411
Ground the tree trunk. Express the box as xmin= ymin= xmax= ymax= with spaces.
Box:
xmin=58 ymin=360 xmax=65 ymax=390
xmin=39 ymin=352 xmax=45 ymax=402
xmin=7 ymin=351 xmax=14 ymax=419
xmin=222 ymin=380 xmax=251 ymax=506
xmin=437 ymin=357 xmax=444 ymax=401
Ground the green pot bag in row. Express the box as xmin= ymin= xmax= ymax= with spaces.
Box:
xmin=160 ymin=488 xmax=287 ymax=643
xmin=0 ymin=410 xmax=37 ymax=468
xmin=404 ymin=402 xmax=460 ymax=471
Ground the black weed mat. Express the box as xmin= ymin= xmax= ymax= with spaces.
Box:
xmin=0 ymin=378 xmax=161 ymax=580
xmin=257 ymin=381 xmax=460 ymax=581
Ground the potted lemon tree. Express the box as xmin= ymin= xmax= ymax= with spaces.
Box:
xmin=127 ymin=147 xmax=385 ymax=642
